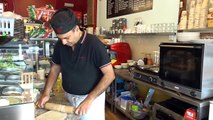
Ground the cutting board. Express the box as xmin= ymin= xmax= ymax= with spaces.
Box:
xmin=35 ymin=110 xmax=67 ymax=120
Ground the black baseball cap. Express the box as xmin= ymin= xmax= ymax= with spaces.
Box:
xmin=50 ymin=8 xmax=78 ymax=34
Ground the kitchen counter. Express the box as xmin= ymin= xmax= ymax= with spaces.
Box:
xmin=114 ymin=69 xmax=213 ymax=107
xmin=114 ymin=68 xmax=213 ymax=120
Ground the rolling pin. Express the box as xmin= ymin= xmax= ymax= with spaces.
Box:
xmin=44 ymin=102 xmax=76 ymax=114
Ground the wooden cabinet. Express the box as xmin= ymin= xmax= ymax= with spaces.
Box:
xmin=87 ymin=0 xmax=97 ymax=27
xmin=87 ymin=0 xmax=94 ymax=26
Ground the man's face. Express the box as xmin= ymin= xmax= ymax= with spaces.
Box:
xmin=57 ymin=26 xmax=78 ymax=47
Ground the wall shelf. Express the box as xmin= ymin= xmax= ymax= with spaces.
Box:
xmin=105 ymin=32 xmax=176 ymax=38
xmin=179 ymin=28 xmax=213 ymax=33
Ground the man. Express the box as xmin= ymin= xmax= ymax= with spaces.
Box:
xmin=36 ymin=8 xmax=115 ymax=120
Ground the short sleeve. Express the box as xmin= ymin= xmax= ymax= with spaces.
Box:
xmin=52 ymin=41 xmax=61 ymax=65
xmin=93 ymin=39 xmax=111 ymax=68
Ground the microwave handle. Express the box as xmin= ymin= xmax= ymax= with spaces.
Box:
xmin=160 ymin=45 xmax=202 ymax=49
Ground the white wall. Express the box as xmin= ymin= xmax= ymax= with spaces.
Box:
xmin=96 ymin=0 xmax=180 ymax=100
xmin=97 ymin=0 xmax=180 ymax=30
xmin=97 ymin=0 xmax=180 ymax=60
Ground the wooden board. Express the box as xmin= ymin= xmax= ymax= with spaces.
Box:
xmin=35 ymin=111 xmax=67 ymax=120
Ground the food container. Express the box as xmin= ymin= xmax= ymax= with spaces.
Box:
xmin=120 ymin=96 xmax=134 ymax=110
xmin=127 ymin=60 xmax=134 ymax=63
xmin=121 ymin=63 xmax=128 ymax=69
xmin=0 ymin=74 xmax=5 ymax=80
xmin=37 ymin=69 xmax=45 ymax=80
xmin=130 ymin=109 xmax=148 ymax=119
xmin=208 ymin=19 xmax=213 ymax=27
xmin=114 ymin=65 xmax=122 ymax=69
xmin=0 ymin=85 xmax=24 ymax=95
xmin=0 ymin=36 xmax=14 ymax=45
xmin=6 ymin=75 xmax=21 ymax=80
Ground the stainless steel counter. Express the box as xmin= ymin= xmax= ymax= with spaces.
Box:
xmin=114 ymin=69 xmax=212 ymax=120
xmin=0 ymin=102 xmax=34 ymax=120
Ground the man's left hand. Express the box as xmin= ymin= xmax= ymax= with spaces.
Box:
xmin=75 ymin=97 xmax=93 ymax=116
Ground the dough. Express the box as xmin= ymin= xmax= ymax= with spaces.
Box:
xmin=35 ymin=110 xmax=67 ymax=120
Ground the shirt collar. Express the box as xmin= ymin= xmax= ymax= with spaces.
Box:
xmin=77 ymin=31 xmax=87 ymax=45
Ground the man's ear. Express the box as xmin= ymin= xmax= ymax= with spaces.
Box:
xmin=76 ymin=26 xmax=79 ymax=32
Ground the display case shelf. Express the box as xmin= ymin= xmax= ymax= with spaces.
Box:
xmin=30 ymin=38 xmax=58 ymax=41
xmin=0 ymin=41 xmax=35 ymax=106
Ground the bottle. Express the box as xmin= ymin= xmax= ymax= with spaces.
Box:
xmin=143 ymin=57 xmax=148 ymax=65
xmin=146 ymin=54 xmax=153 ymax=65
xmin=153 ymin=51 xmax=160 ymax=66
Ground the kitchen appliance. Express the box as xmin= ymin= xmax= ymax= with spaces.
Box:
xmin=133 ymin=65 xmax=161 ymax=86
xmin=159 ymin=42 xmax=213 ymax=100
xmin=110 ymin=42 xmax=131 ymax=66
xmin=152 ymin=98 xmax=196 ymax=120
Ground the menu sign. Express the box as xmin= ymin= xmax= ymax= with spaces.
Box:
xmin=107 ymin=0 xmax=153 ymax=18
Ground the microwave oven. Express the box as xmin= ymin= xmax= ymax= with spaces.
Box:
xmin=159 ymin=42 xmax=213 ymax=100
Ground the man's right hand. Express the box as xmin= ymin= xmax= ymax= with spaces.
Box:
xmin=36 ymin=93 xmax=50 ymax=108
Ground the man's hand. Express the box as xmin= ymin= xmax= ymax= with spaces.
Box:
xmin=75 ymin=97 xmax=93 ymax=116
xmin=36 ymin=93 xmax=50 ymax=108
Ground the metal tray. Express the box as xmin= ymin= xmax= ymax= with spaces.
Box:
xmin=0 ymin=74 xmax=5 ymax=80
xmin=6 ymin=75 xmax=21 ymax=80
xmin=0 ymin=85 xmax=24 ymax=95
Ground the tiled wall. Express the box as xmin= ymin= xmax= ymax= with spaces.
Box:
xmin=122 ymin=34 xmax=175 ymax=101
xmin=122 ymin=34 xmax=175 ymax=60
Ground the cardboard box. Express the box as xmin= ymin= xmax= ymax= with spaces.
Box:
xmin=208 ymin=20 xmax=213 ymax=27
xmin=208 ymin=13 xmax=213 ymax=19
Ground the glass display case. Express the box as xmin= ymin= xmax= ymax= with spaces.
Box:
xmin=0 ymin=41 xmax=36 ymax=120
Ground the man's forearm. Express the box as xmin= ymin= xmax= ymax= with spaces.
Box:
xmin=89 ymin=74 xmax=115 ymax=100
xmin=43 ymin=64 xmax=61 ymax=95
xmin=87 ymin=65 xmax=115 ymax=101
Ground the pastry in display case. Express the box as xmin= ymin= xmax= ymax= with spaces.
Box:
xmin=0 ymin=41 xmax=35 ymax=120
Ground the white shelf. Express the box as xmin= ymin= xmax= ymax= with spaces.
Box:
xmin=106 ymin=32 xmax=176 ymax=38
xmin=180 ymin=28 xmax=213 ymax=33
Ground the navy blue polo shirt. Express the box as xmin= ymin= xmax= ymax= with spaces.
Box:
xmin=52 ymin=31 xmax=111 ymax=95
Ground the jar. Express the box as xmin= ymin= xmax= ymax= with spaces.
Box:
xmin=146 ymin=54 xmax=153 ymax=65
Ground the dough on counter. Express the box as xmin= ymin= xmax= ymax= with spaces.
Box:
xmin=35 ymin=110 xmax=67 ymax=120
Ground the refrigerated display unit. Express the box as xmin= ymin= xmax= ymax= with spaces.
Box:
xmin=0 ymin=40 xmax=36 ymax=120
